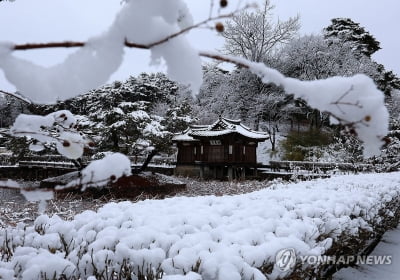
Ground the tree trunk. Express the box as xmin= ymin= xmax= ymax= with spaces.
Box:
xmin=111 ymin=132 xmax=119 ymax=150
xmin=136 ymin=150 xmax=158 ymax=173
xmin=271 ymin=126 xmax=276 ymax=151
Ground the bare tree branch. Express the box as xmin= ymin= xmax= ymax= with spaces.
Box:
xmin=13 ymin=41 xmax=85 ymax=51
xmin=221 ymin=0 xmax=300 ymax=62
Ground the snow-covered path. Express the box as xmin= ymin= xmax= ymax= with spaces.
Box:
xmin=334 ymin=224 xmax=400 ymax=280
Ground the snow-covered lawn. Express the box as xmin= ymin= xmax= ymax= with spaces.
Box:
xmin=1 ymin=173 xmax=399 ymax=279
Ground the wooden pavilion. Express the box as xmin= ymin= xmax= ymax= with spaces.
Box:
xmin=172 ymin=117 xmax=268 ymax=180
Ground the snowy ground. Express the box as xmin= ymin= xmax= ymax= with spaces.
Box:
xmin=1 ymin=172 xmax=399 ymax=279
xmin=333 ymin=224 xmax=400 ymax=280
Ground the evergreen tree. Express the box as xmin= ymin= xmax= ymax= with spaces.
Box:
xmin=27 ymin=73 xmax=194 ymax=171
xmin=324 ymin=18 xmax=400 ymax=96
xmin=324 ymin=18 xmax=380 ymax=57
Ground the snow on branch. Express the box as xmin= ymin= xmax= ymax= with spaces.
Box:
xmin=10 ymin=110 xmax=92 ymax=159
xmin=56 ymin=153 xmax=132 ymax=192
xmin=199 ymin=51 xmax=388 ymax=157
xmin=0 ymin=1 xmax=252 ymax=104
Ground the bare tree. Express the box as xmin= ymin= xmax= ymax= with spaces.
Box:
xmin=222 ymin=0 xmax=300 ymax=62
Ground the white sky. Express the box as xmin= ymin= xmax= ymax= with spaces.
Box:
xmin=0 ymin=0 xmax=398 ymax=93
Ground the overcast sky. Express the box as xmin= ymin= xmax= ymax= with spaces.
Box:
xmin=0 ymin=0 xmax=399 ymax=93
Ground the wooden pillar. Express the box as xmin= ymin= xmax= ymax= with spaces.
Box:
xmin=228 ymin=166 xmax=233 ymax=181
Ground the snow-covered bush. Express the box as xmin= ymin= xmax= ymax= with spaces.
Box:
xmin=1 ymin=173 xmax=400 ymax=279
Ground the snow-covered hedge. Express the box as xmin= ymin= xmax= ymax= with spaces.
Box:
xmin=1 ymin=173 xmax=400 ymax=280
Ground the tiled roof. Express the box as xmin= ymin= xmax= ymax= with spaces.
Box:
xmin=189 ymin=129 xmax=233 ymax=137
xmin=172 ymin=117 xmax=268 ymax=141
xmin=171 ymin=128 xmax=200 ymax=142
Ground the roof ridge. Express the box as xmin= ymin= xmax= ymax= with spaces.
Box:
xmin=221 ymin=117 xmax=241 ymax=124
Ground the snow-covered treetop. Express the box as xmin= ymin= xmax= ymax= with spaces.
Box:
xmin=324 ymin=18 xmax=381 ymax=57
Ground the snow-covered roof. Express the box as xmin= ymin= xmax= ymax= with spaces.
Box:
xmin=172 ymin=117 xmax=268 ymax=142
xmin=171 ymin=129 xmax=200 ymax=142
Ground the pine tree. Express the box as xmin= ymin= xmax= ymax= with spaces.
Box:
xmin=324 ymin=18 xmax=380 ymax=57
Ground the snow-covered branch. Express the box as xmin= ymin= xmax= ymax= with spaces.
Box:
xmin=10 ymin=110 xmax=93 ymax=159
xmin=12 ymin=5 xmax=251 ymax=52
xmin=199 ymin=51 xmax=388 ymax=156
xmin=56 ymin=153 xmax=132 ymax=192
xmin=0 ymin=1 xmax=253 ymax=104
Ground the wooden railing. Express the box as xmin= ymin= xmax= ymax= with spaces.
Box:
xmin=268 ymin=160 xmax=377 ymax=173
xmin=18 ymin=160 xmax=76 ymax=169
xmin=0 ymin=154 xmax=175 ymax=168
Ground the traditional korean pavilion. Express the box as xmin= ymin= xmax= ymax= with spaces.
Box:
xmin=172 ymin=117 xmax=268 ymax=180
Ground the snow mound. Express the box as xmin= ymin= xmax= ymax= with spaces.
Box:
xmin=56 ymin=153 xmax=132 ymax=191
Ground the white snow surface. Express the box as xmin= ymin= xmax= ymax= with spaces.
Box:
xmin=20 ymin=189 xmax=55 ymax=214
xmin=1 ymin=172 xmax=400 ymax=280
xmin=57 ymin=152 xmax=132 ymax=191
xmin=0 ymin=179 xmax=20 ymax=189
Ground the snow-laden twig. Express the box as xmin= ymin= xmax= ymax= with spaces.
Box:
xmin=11 ymin=4 xmax=252 ymax=52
